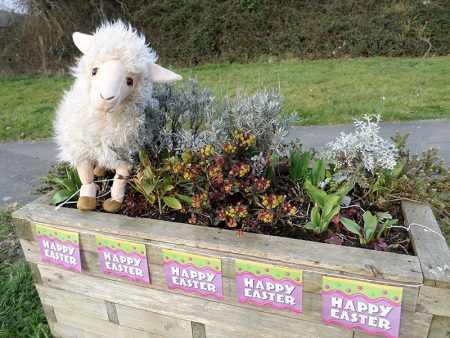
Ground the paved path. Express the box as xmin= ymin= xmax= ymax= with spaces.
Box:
xmin=0 ymin=119 xmax=448 ymax=205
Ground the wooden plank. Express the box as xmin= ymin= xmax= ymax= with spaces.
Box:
xmin=12 ymin=218 xmax=34 ymax=241
xmin=191 ymin=322 xmax=206 ymax=338
xmin=105 ymin=301 xmax=119 ymax=324
xmin=402 ymin=200 xmax=450 ymax=288
xmin=417 ymin=285 xmax=450 ymax=317
xmin=39 ymin=264 xmax=353 ymax=338
xmin=399 ymin=311 xmax=432 ymax=338
xmin=28 ymin=222 xmax=400 ymax=284
xmin=38 ymin=263 xmax=431 ymax=338
xmin=36 ymin=284 xmax=110 ymax=321
xmin=42 ymin=304 xmax=57 ymax=323
xmin=353 ymin=331 xmax=385 ymax=338
xmin=13 ymin=200 xmax=423 ymax=284
xmin=427 ymin=315 xmax=450 ymax=338
xmin=49 ymin=321 xmax=107 ymax=338
xmin=53 ymin=307 xmax=165 ymax=338
xmin=21 ymin=238 xmax=420 ymax=316
xmin=333 ymin=310 xmax=432 ymax=338
xmin=25 ymin=217 xmax=423 ymax=292
xmin=205 ymin=324 xmax=305 ymax=338
xmin=115 ymin=303 xmax=192 ymax=337
xmin=28 ymin=262 xmax=42 ymax=285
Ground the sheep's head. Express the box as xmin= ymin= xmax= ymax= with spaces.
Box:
xmin=72 ymin=21 xmax=181 ymax=112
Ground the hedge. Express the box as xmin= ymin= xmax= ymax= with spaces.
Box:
xmin=1 ymin=0 xmax=449 ymax=74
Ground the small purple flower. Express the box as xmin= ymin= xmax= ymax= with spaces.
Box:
xmin=374 ymin=238 xmax=388 ymax=251
xmin=328 ymin=235 xmax=343 ymax=246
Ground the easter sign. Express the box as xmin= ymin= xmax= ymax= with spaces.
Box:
xmin=236 ymin=260 xmax=303 ymax=313
xmin=322 ymin=276 xmax=403 ymax=338
xmin=162 ymin=249 xmax=223 ymax=300
xmin=36 ymin=224 xmax=81 ymax=273
xmin=96 ymin=236 xmax=150 ymax=284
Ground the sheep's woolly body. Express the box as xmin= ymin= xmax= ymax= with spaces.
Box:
xmin=54 ymin=21 xmax=156 ymax=169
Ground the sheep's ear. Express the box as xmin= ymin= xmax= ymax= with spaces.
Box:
xmin=73 ymin=32 xmax=94 ymax=54
xmin=150 ymin=64 xmax=182 ymax=83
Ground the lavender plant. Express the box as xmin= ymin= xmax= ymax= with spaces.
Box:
xmin=143 ymin=78 xmax=215 ymax=160
xmin=142 ymin=78 xmax=298 ymax=163
xmin=211 ymin=91 xmax=300 ymax=156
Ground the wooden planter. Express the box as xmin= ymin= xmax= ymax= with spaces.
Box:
xmin=12 ymin=193 xmax=450 ymax=338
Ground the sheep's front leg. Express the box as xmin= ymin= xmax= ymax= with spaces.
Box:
xmin=76 ymin=162 xmax=97 ymax=211
xmin=103 ymin=164 xmax=130 ymax=213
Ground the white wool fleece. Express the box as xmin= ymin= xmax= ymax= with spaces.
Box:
xmin=54 ymin=21 xmax=156 ymax=169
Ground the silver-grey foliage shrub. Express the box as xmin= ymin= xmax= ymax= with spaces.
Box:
xmin=144 ymin=78 xmax=299 ymax=161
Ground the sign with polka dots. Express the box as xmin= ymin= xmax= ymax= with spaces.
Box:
xmin=322 ymin=276 xmax=403 ymax=338
xmin=162 ymin=249 xmax=223 ymax=300
xmin=36 ymin=224 xmax=81 ymax=273
xmin=96 ymin=236 xmax=150 ymax=284
xmin=235 ymin=260 xmax=303 ymax=313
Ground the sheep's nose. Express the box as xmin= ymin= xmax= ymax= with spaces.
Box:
xmin=100 ymin=93 xmax=115 ymax=101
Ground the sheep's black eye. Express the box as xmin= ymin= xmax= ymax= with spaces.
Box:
xmin=126 ymin=77 xmax=133 ymax=86
xmin=92 ymin=68 xmax=98 ymax=76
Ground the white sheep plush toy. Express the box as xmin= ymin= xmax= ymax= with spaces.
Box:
xmin=54 ymin=21 xmax=182 ymax=213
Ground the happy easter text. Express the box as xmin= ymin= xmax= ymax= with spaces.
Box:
xmin=242 ymin=277 xmax=297 ymax=305
xmin=102 ymin=251 xmax=144 ymax=277
xmin=170 ymin=266 xmax=218 ymax=292
xmin=42 ymin=239 xmax=77 ymax=265
xmin=329 ymin=296 xmax=393 ymax=330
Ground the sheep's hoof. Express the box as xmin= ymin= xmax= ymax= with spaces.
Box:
xmin=103 ymin=198 xmax=122 ymax=213
xmin=94 ymin=166 xmax=108 ymax=177
xmin=77 ymin=196 xmax=97 ymax=211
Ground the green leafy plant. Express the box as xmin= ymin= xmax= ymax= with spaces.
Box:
xmin=132 ymin=150 xmax=183 ymax=215
xmin=365 ymin=161 xmax=405 ymax=205
xmin=340 ymin=211 xmax=397 ymax=245
xmin=42 ymin=166 xmax=82 ymax=206
xmin=304 ymin=180 xmax=351 ymax=234
xmin=289 ymin=149 xmax=325 ymax=186
xmin=289 ymin=149 xmax=311 ymax=182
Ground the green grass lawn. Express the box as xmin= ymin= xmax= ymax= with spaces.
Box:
xmin=1 ymin=56 xmax=449 ymax=141
xmin=0 ymin=208 xmax=50 ymax=337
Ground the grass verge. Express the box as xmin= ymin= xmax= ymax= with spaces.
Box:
xmin=0 ymin=207 xmax=50 ymax=337
xmin=1 ymin=56 xmax=449 ymax=141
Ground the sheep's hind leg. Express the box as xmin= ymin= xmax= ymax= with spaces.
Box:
xmin=76 ymin=163 xmax=97 ymax=211
xmin=103 ymin=164 xmax=130 ymax=213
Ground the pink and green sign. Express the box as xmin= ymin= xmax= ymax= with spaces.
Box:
xmin=236 ymin=260 xmax=303 ymax=313
xmin=162 ymin=249 xmax=223 ymax=300
xmin=36 ymin=224 xmax=81 ymax=273
xmin=96 ymin=236 xmax=150 ymax=284
xmin=322 ymin=276 xmax=403 ymax=338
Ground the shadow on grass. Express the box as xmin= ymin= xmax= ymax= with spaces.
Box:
xmin=0 ymin=208 xmax=51 ymax=338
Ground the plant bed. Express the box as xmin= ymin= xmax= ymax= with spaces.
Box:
xmin=19 ymin=81 xmax=449 ymax=337
xmin=12 ymin=193 xmax=450 ymax=338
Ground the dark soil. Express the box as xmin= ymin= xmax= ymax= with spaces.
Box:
xmin=61 ymin=177 xmax=412 ymax=255
xmin=106 ymin=187 xmax=413 ymax=255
